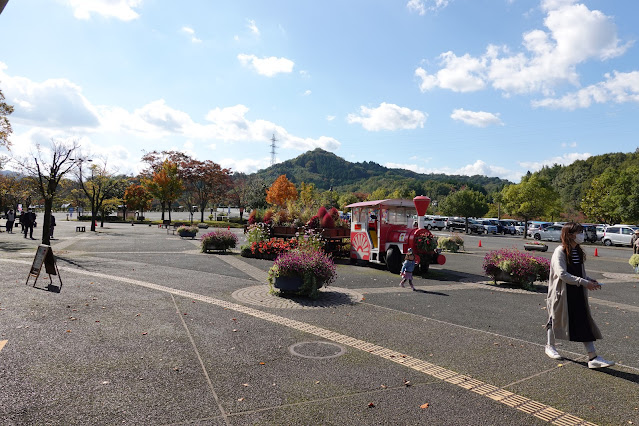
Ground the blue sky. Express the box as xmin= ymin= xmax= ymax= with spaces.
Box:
xmin=1 ymin=0 xmax=638 ymax=182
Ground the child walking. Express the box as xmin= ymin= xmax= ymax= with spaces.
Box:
xmin=399 ymin=248 xmax=416 ymax=291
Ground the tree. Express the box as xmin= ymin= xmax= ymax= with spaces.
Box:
xmin=440 ymin=189 xmax=489 ymax=232
xmin=338 ymin=193 xmax=359 ymax=210
xmin=181 ymin=158 xmax=231 ymax=222
xmin=0 ymin=88 xmax=13 ymax=150
xmin=244 ymin=175 xmax=268 ymax=210
xmin=266 ymin=175 xmax=297 ymax=207
xmin=501 ymin=175 xmax=561 ymax=238
xmin=124 ymin=183 xmax=152 ymax=219
xmin=76 ymin=159 xmax=123 ymax=231
xmin=298 ymin=182 xmax=319 ymax=208
xmin=143 ymin=160 xmax=183 ymax=221
xmin=18 ymin=140 xmax=78 ymax=244
xmin=581 ymin=167 xmax=639 ymax=224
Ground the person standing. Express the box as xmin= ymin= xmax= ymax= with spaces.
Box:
xmin=49 ymin=213 xmax=56 ymax=239
xmin=544 ymin=222 xmax=614 ymax=369
xmin=632 ymin=229 xmax=639 ymax=255
xmin=399 ymin=248 xmax=416 ymax=291
xmin=6 ymin=209 xmax=15 ymax=233
xmin=22 ymin=208 xmax=36 ymax=239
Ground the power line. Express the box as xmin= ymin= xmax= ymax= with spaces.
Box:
xmin=270 ymin=134 xmax=277 ymax=166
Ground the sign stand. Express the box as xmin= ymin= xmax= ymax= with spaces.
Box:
xmin=26 ymin=244 xmax=63 ymax=292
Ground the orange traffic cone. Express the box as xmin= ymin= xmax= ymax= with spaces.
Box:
xmin=478 ymin=240 xmax=482 ymax=247
xmin=594 ymin=248 xmax=598 ymax=257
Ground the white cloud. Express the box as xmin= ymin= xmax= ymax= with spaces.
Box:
xmin=0 ymin=62 xmax=100 ymax=129
xmin=406 ymin=0 xmax=451 ymax=15
xmin=450 ymin=108 xmax=503 ymax=127
xmin=385 ymin=159 xmax=522 ymax=182
xmin=66 ymin=0 xmax=142 ymax=21
xmin=237 ymin=54 xmax=295 ymax=77
xmin=219 ymin=156 xmax=270 ymax=174
xmin=519 ymin=152 xmax=591 ymax=171
xmin=326 ymin=115 xmax=336 ymax=121
xmin=532 ymin=71 xmax=639 ymax=109
xmin=416 ymin=51 xmax=487 ymax=93
xmin=303 ymin=90 xmax=312 ymax=96
xmin=416 ymin=1 xmax=630 ymax=96
xmin=247 ymin=19 xmax=260 ymax=36
xmin=181 ymin=26 xmax=202 ymax=43
xmin=561 ymin=141 xmax=577 ymax=148
xmin=347 ymin=102 xmax=427 ymax=131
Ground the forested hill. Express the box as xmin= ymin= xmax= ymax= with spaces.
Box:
xmin=534 ymin=150 xmax=639 ymax=215
xmin=253 ymin=148 xmax=511 ymax=196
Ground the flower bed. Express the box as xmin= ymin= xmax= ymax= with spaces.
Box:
xmin=267 ymin=249 xmax=337 ymax=299
xmin=177 ymin=225 xmax=199 ymax=238
xmin=524 ymin=241 xmax=548 ymax=252
xmin=241 ymin=238 xmax=299 ymax=260
xmin=482 ymin=248 xmax=550 ymax=289
xmin=415 ymin=234 xmax=438 ymax=252
xmin=200 ymin=230 xmax=238 ymax=253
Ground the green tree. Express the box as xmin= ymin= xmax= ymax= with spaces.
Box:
xmin=368 ymin=187 xmax=388 ymax=201
xmin=440 ymin=189 xmax=489 ymax=232
xmin=338 ymin=193 xmax=359 ymax=210
xmin=581 ymin=167 xmax=639 ymax=224
xmin=501 ymin=175 xmax=561 ymax=238
xmin=77 ymin=160 xmax=125 ymax=231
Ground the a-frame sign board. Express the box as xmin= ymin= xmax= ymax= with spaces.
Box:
xmin=26 ymin=244 xmax=63 ymax=291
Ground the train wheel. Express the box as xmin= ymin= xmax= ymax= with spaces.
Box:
xmin=386 ymin=247 xmax=401 ymax=274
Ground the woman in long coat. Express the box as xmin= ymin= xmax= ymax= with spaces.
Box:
xmin=545 ymin=222 xmax=614 ymax=369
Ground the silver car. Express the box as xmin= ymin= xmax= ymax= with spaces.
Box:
xmin=535 ymin=225 xmax=563 ymax=241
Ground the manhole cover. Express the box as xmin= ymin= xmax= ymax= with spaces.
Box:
xmin=289 ymin=341 xmax=346 ymax=359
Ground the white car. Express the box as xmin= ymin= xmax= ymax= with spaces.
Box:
xmin=602 ymin=225 xmax=638 ymax=246
xmin=423 ymin=215 xmax=447 ymax=231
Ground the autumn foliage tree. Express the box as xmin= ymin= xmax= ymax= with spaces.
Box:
xmin=181 ymin=158 xmax=231 ymax=222
xmin=124 ymin=183 xmax=152 ymax=219
xmin=266 ymin=175 xmax=298 ymax=207
xmin=143 ymin=160 xmax=183 ymax=221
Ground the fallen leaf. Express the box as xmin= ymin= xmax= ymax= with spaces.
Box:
xmin=557 ymin=364 xmax=563 ymax=367
xmin=420 ymin=403 xmax=430 ymax=409
xmin=232 ymin=329 xmax=238 ymax=332
xmin=66 ymin=330 xmax=71 ymax=333
xmin=237 ymin=397 xmax=244 ymax=402
xmin=232 ymin=318 xmax=237 ymax=321
xmin=380 ymin=385 xmax=387 ymax=389
xmin=95 ymin=320 xmax=100 ymax=323
xmin=403 ymin=379 xmax=412 ymax=387
xmin=368 ymin=402 xmax=375 ymax=408
xmin=259 ymin=362 xmax=265 ymax=365
xmin=242 ymin=383 xmax=249 ymax=387
xmin=142 ymin=332 xmax=148 ymax=335
xmin=315 ymin=381 xmax=320 ymax=384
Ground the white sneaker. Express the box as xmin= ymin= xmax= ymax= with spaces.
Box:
xmin=545 ymin=345 xmax=562 ymax=360
xmin=588 ymin=356 xmax=615 ymax=369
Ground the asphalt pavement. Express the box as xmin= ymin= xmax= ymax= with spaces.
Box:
xmin=0 ymin=219 xmax=637 ymax=425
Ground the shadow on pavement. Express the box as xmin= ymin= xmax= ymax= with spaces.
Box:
xmin=565 ymin=359 xmax=639 ymax=384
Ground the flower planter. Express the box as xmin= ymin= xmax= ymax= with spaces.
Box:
xmin=179 ymin=231 xmax=197 ymax=239
xmin=524 ymin=243 xmax=548 ymax=252
xmin=273 ymin=275 xmax=304 ymax=292
xmin=203 ymin=243 xmax=227 ymax=253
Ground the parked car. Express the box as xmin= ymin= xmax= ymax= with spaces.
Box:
xmin=483 ymin=218 xmax=504 ymax=233
xmin=467 ymin=219 xmax=486 ymax=234
xmin=424 ymin=215 xmax=447 ymax=231
xmin=581 ymin=224 xmax=598 ymax=243
xmin=498 ymin=220 xmax=517 ymax=235
xmin=446 ymin=217 xmax=467 ymax=232
xmin=527 ymin=222 xmax=553 ymax=237
xmin=513 ymin=221 xmax=525 ymax=235
xmin=535 ymin=224 xmax=563 ymax=241
xmin=477 ymin=219 xmax=498 ymax=234
xmin=595 ymin=225 xmax=607 ymax=241
xmin=602 ymin=225 xmax=638 ymax=246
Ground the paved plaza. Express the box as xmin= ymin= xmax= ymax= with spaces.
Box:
xmin=1 ymin=216 xmax=638 ymax=425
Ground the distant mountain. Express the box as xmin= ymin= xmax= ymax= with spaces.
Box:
xmin=252 ymin=148 xmax=511 ymax=195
